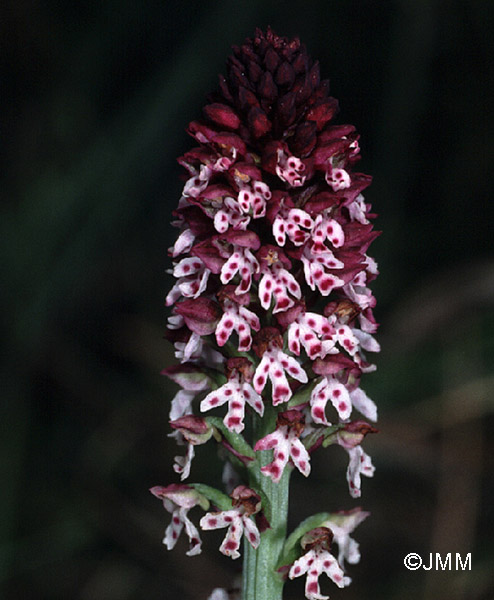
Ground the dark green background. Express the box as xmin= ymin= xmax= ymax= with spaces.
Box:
xmin=2 ymin=1 xmax=493 ymax=598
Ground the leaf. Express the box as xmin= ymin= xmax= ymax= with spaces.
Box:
xmin=302 ymin=424 xmax=340 ymax=452
xmin=206 ymin=416 xmax=256 ymax=461
xmin=287 ymin=379 xmax=317 ymax=408
xmin=190 ymin=484 xmax=232 ymax=512
xmin=277 ymin=512 xmax=332 ymax=569
xmin=321 ymin=425 xmax=341 ymax=447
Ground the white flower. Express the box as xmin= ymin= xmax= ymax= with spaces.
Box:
xmin=200 ymin=486 xmax=262 ymax=560
xmin=276 ymin=149 xmax=307 ymax=187
xmin=301 ymin=245 xmax=345 ymax=296
xmin=200 ymin=378 xmax=263 ymax=433
xmin=173 ymin=443 xmax=195 ymax=481
xmin=165 ymin=257 xmax=211 ymax=306
xmin=257 ymin=247 xmax=301 ymax=313
xmin=310 ymin=377 xmax=352 ymax=424
xmin=254 ymin=410 xmax=310 ymax=483
xmin=310 ymin=212 xmax=345 ymax=253
xmin=215 ymin=299 xmax=260 ymax=352
xmin=253 ymin=343 xmax=307 ymax=405
xmin=237 ymin=179 xmax=271 ymax=217
xmin=289 ymin=528 xmax=351 ymax=600
xmin=288 ymin=311 xmax=335 ymax=360
xmin=150 ymin=484 xmax=207 ymax=557
xmin=273 ymin=207 xmax=313 ymax=247
xmin=345 ymin=445 xmax=375 ymax=498
xmin=323 ymin=508 xmax=370 ymax=568
xmin=220 ymin=247 xmax=259 ymax=295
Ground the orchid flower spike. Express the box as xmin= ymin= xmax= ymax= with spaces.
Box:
xmin=152 ymin=27 xmax=381 ymax=600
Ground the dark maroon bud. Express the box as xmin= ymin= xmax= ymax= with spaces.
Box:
xmin=248 ymin=106 xmax=272 ymax=138
xmin=170 ymin=415 xmax=210 ymax=435
xmin=238 ymin=85 xmax=260 ymax=111
xmin=301 ymin=527 xmax=333 ymax=552
xmin=306 ymin=99 xmax=339 ymax=130
xmin=337 ymin=420 xmax=379 ymax=449
xmin=186 ymin=120 xmax=217 ymax=143
xmin=225 ymin=357 xmax=255 ymax=382
xmin=275 ymin=61 xmax=295 ymax=88
xmin=174 ymin=205 xmax=215 ymax=238
xmin=308 ymin=60 xmax=321 ymax=88
xmin=276 ymin=92 xmax=296 ymax=127
xmin=291 ymin=121 xmax=317 ymax=156
xmin=218 ymin=74 xmax=233 ymax=102
xmin=217 ymin=285 xmax=251 ymax=306
xmin=264 ymin=46 xmax=280 ymax=72
xmin=229 ymin=64 xmax=250 ymax=90
xmin=203 ymin=103 xmax=241 ymax=130
xmin=304 ymin=191 xmax=340 ymax=214
xmin=247 ymin=60 xmax=263 ymax=84
xmin=276 ymin=409 xmax=305 ymax=436
xmin=292 ymin=50 xmax=308 ymax=74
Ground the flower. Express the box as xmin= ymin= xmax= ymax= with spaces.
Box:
xmin=207 ymin=590 xmax=229 ymax=600
xmin=215 ymin=286 xmax=260 ymax=351
xmin=165 ymin=256 xmax=211 ymax=306
xmin=169 ymin=416 xmax=214 ymax=480
xmin=285 ymin=304 xmax=335 ymax=360
xmin=310 ymin=211 xmax=345 ymax=253
xmin=300 ymin=244 xmax=345 ymax=297
xmin=150 ymin=484 xmax=209 ymax=556
xmin=200 ymin=357 xmax=264 ymax=433
xmin=310 ymin=376 xmax=353 ymax=424
xmin=272 ymin=201 xmax=313 ymax=247
xmin=309 ymin=373 xmax=378 ymax=426
xmin=252 ymin=328 xmax=308 ymax=405
xmin=254 ymin=410 xmax=311 ymax=482
xmin=206 ymin=582 xmax=241 ymax=600
xmin=344 ymin=445 xmax=375 ymax=498
xmin=161 ymin=364 xmax=214 ymax=421
xmin=257 ymin=246 xmax=301 ymax=313
xmin=288 ymin=527 xmax=351 ymax=600
xmin=322 ymin=508 xmax=370 ymax=568
xmin=200 ymin=485 xmax=262 ymax=559
xmin=335 ymin=421 xmax=378 ymax=498
xmin=219 ymin=231 xmax=261 ymax=295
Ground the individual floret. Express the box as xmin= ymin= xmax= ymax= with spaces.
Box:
xmin=200 ymin=486 xmax=262 ymax=560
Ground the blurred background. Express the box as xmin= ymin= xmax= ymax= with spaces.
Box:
xmin=2 ymin=0 xmax=493 ymax=598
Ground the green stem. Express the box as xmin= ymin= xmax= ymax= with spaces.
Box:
xmin=242 ymin=405 xmax=291 ymax=600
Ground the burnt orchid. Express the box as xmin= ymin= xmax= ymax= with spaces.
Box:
xmin=152 ymin=28 xmax=380 ymax=600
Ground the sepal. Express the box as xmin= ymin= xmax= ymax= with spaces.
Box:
xmin=175 ymin=298 xmax=222 ymax=335
xmin=323 ymin=420 xmax=378 ymax=448
xmin=150 ymin=483 xmax=210 ymax=511
xmin=170 ymin=415 xmax=214 ymax=445
xmin=161 ymin=364 xmax=215 ymax=391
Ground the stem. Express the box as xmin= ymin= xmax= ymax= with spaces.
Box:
xmin=243 ymin=405 xmax=291 ymax=600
